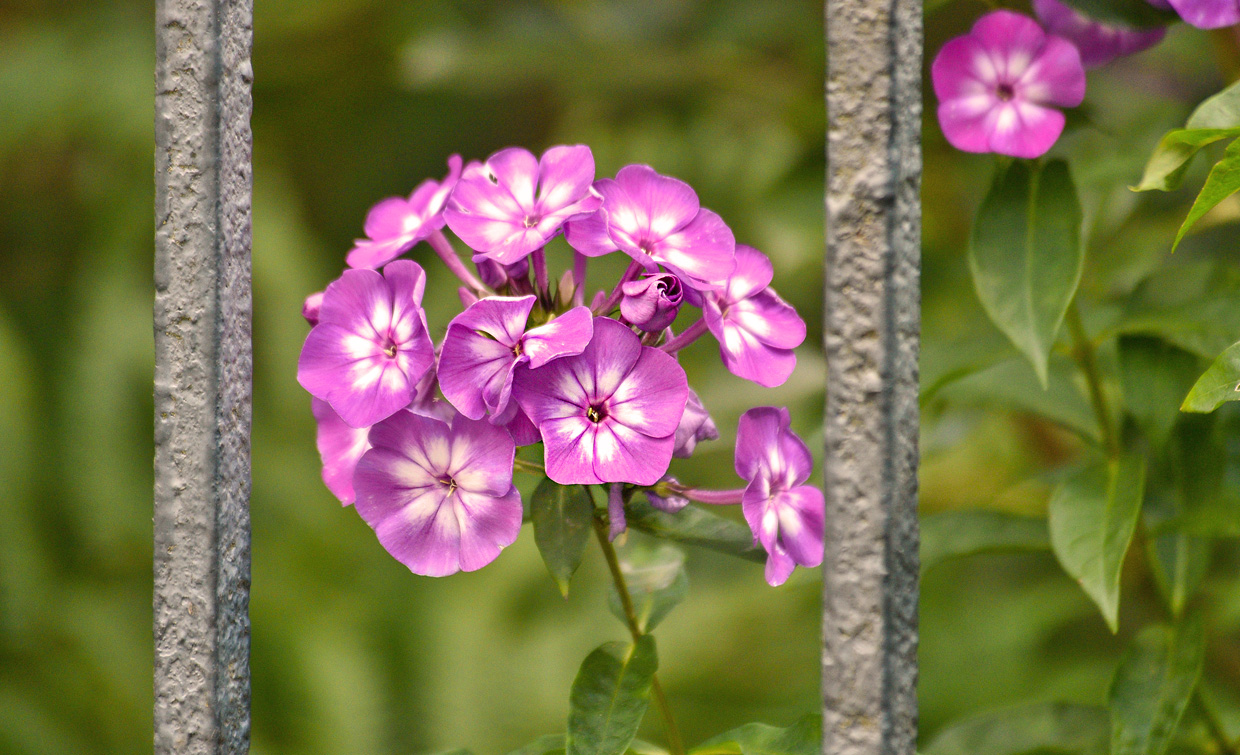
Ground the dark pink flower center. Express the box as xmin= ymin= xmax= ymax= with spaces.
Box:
xmin=586 ymin=404 xmax=609 ymax=423
xmin=382 ymin=338 xmax=398 ymax=358
xmin=438 ymin=475 xmax=458 ymax=494
xmin=522 ymin=214 xmax=541 ymax=228
xmin=996 ymin=83 xmax=1015 ymax=101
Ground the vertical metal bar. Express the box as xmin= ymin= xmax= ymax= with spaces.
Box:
xmin=154 ymin=0 xmax=253 ymax=752
xmin=822 ymin=0 xmax=921 ymax=753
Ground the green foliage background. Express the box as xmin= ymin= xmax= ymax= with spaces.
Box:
xmin=0 ymin=0 xmax=1236 ymax=753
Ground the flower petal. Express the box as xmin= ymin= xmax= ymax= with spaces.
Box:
xmin=986 ymin=101 xmax=1066 ymax=159
xmin=541 ymin=417 xmax=603 ymax=484
xmin=722 ymin=245 xmax=775 ymax=303
xmin=1169 ymin=0 xmax=1240 ymax=28
xmin=606 ymin=344 xmax=688 ymax=439
xmin=970 ymin=10 xmax=1050 ymax=82
xmin=775 ymin=486 xmax=825 ymax=568
xmin=735 ymin=406 xmax=792 ymax=483
xmin=613 ymin=164 xmax=701 ymax=241
xmin=729 ymin=290 xmax=806 ymax=350
xmin=1018 ymin=35 xmax=1086 ymax=107
xmin=536 ymin=145 xmax=596 ymax=213
xmin=522 ymin=305 xmax=595 ymax=368
xmin=446 ymin=414 xmax=517 ymax=497
xmin=704 ymin=301 xmax=798 ymax=388
xmin=454 ymin=486 xmax=524 ymax=572
xmin=312 ymin=398 xmax=371 ymax=505
xmin=487 ymin=147 xmax=540 ymax=210
xmin=932 ymin=35 xmax=1001 ymax=101
xmin=652 ymin=209 xmax=736 ymax=290
xmin=591 ymin=421 xmax=676 ymax=486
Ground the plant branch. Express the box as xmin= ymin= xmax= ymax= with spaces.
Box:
xmin=1066 ymin=301 xmax=1118 ymax=458
xmin=592 ymin=514 xmax=685 ymax=755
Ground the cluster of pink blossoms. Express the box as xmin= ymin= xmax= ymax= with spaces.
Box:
xmin=296 ymin=145 xmax=820 ymax=586
xmin=934 ymin=0 xmax=1222 ymax=159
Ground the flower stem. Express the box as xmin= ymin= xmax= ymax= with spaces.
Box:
xmin=1066 ymin=301 xmax=1118 ymax=458
xmin=532 ymin=247 xmax=551 ymax=304
xmin=671 ymin=486 xmax=745 ymax=505
xmin=659 ymin=319 xmax=709 ymax=353
xmin=512 ymin=457 xmax=545 ymax=475
xmin=572 ymin=252 xmax=588 ymax=306
xmin=592 ymin=515 xmax=685 ymax=755
xmin=428 ymin=230 xmax=492 ymax=295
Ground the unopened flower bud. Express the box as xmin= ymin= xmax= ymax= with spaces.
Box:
xmin=557 ymin=269 xmax=577 ymax=308
xmin=302 ymin=291 xmax=324 ymax=326
xmin=475 ymin=256 xmax=529 ymax=291
xmin=620 ymin=273 xmax=683 ymax=331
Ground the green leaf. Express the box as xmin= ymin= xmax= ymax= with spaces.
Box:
xmin=1133 ymin=128 xmax=1240 ymax=192
xmin=1059 ymin=0 xmax=1177 ymax=27
xmin=1187 ymin=79 xmax=1240 ymax=129
xmin=567 ymin=637 xmax=659 ymax=755
xmin=690 ymin=715 xmax=821 ymax=755
xmin=1146 ymin=535 xmax=1211 ymax=620
xmin=1109 ymin=618 xmax=1206 ymax=755
xmin=969 ymin=159 xmax=1083 ymax=386
xmin=1172 ymin=137 xmax=1240 ymax=251
xmin=625 ymin=499 xmax=766 ymax=563
xmin=531 ymin=478 xmax=595 ymax=597
xmin=923 ymin=702 xmax=1110 ymax=755
xmin=1049 ymin=454 xmax=1146 ymax=633
xmin=607 ymin=542 xmax=689 ymax=633
xmin=939 ymin=354 xmax=1100 ymax=442
xmin=1181 ymin=340 xmax=1240 ymax=413
xmin=920 ymin=510 xmax=1050 ymax=573
xmin=1118 ymin=336 xmax=1202 ymax=448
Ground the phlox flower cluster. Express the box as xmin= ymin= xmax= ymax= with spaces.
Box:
xmin=297 ymin=145 xmax=820 ymax=586
xmin=932 ymin=0 xmax=1217 ymax=159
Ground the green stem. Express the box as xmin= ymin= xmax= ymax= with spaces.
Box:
xmin=1066 ymin=301 xmax=1119 ymax=459
xmin=1200 ymin=689 xmax=1239 ymax=755
xmin=513 ymin=458 xmax=545 ymax=475
xmin=593 ymin=516 xmax=686 ymax=755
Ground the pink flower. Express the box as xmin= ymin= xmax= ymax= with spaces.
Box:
xmin=443 ymin=146 xmax=602 ymax=265
xmin=932 ymin=10 xmax=1086 ymax=158
xmin=703 ymin=245 xmax=805 ymax=388
xmin=297 ymin=261 xmax=436 ymax=428
xmin=564 ymin=165 xmax=736 ymax=291
xmin=354 ymin=410 xmax=522 ymax=577
xmin=346 ymin=155 xmax=462 ymax=269
xmin=735 ymin=407 xmax=824 ymax=587
xmin=312 ymin=399 xmax=370 ymax=505
xmin=514 ymin=318 xmax=688 ymax=486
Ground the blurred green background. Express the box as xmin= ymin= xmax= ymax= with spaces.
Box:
xmin=0 ymin=0 xmax=1235 ymax=753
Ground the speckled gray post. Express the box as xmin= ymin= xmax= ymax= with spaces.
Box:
xmin=154 ymin=0 xmax=253 ymax=752
xmin=823 ymin=0 xmax=921 ymax=753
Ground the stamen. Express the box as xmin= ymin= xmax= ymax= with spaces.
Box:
xmin=586 ymin=404 xmax=608 ymax=423
xmin=438 ymin=476 xmax=457 ymax=494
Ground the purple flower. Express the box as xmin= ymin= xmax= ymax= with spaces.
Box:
xmin=438 ymin=295 xmax=594 ymax=425
xmin=312 ymin=398 xmax=370 ymax=505
xmin=297 ymin=260 xmax=436 ymax=428
xmin=735 ymin=407 xmax=824 ymax=587
xmin=673 ymin=389 xmax=718 ymax=459
xmin=444 ymin=145 xmax=603 ymax=265
xmin=302 ymin=291 xmax=324 ymax=326
xmin=1167 ymin=0 xmax=1240 ymax=27
xmin=1033 ymin=0 xmax=1165 ymax=67
xmin=621 ymin=273 xmax=684 ymax=332
xmin=932 ymin=10 xmax=1086 ymax=158
xmin=346 ymin=155 xmax=462 ymax=269
xmin=514 ymin=317 xmax=688 ymax=486
xmin=703 ymin=245 xmax=805 ymax=388
xmin=564 ymin=165 xmax=736 ymax=291
xmin=354 ymin=410 xmax=522 ymax=577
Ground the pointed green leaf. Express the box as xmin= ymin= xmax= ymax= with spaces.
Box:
xmin=1147 ymin=535 xmax=1211 ymax=620
xmin=1132 ymin=128 xmax=1240 ymax=192
xmin=690 ymin=715 xmax=821 ymax=755
xmin=625 ymin=499 xmax=765 ymax=563
xmin=1200 ymin=676 xmax=1240 ymax=749
xmin=1172 ymin=137 xmax=1240 ymax=251
xmin=531 ymin=478 xmax=595 ymax=597
xmin=607 ymin=543 xmax=689 ymax=633
xmin=1049 ymin=454 xmax=1146 ymax=633
xmin=1187 ymin=79 xmax=1240 ymax=129
xmin=920 ymin=510 xmax=1050 ymax=573
xmin=970 ymin=160 xmax=1083 ymax=386
xmin=567 ymin=637 xmax=659 ymax=755
xmin=923 ymin=702 xmax=1110 ymax=755
xmin=1110 ymin=618 xmax=1206 ymax=755
xmin=1118 ymin=336 xmax=1202 ymax=448
xmin=1181 ymin=340 xmax=1240 ymax=413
